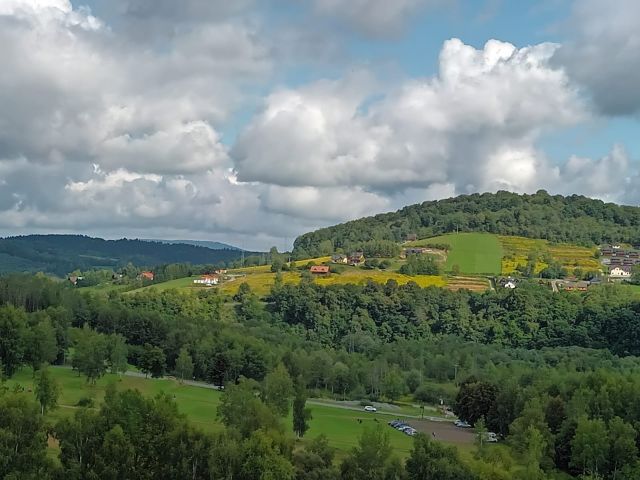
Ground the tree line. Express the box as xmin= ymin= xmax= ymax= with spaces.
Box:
xmin=293 ymin=190 xmax=640 ymax=258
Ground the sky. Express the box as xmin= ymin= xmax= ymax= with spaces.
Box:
xmin=0 ymin=0 xmax=639 ymax=250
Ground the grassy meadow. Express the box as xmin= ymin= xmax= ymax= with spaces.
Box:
xmin=408 ymin=233 xmax=503 ymax=275
xmin=5 ymin=367 xmax=438 ymax=457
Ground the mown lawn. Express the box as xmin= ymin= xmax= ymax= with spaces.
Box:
xmin=6 ymin=367 xmax=223 ymax=433
xmin=409 ymin=233 xmax=502 ymax=275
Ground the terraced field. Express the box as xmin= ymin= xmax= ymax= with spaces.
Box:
xmin=499 ymin=236 xmax=600 ymax=275
xmin=445 ymin=276 xmax=492 ymax=292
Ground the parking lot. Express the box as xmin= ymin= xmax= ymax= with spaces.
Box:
xmin=388 ymin=418 xmax=476 ymax=445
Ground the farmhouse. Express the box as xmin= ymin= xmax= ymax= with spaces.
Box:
xmin=331 ymin=254 xmax=348 ymax=264
xmin=558 ymin=281 xmax=590 ymax=292
xmin=348 ymin=252 xmax=365 ymax=266
xmin=139 ymin=271 xmax=154 ymax=281
xmin=498 ymin=277 xmax=518 ymax=289
xmin=309 ymin=265 xmax=330 ymax=275
xmin=68 ymin=275 xmax=84 ymax=285
xmin=609 ymin=266 xmax=632 ymax=278
xmin=193 ymin=274 xmax=219 ymax=285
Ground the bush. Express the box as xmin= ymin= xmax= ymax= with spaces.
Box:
xmin=399 ymin=255 xmax=441 ymax=276
xmin=76 ymin=396 xmax=95 ymax=408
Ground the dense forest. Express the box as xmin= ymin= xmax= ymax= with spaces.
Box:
xmin=2 ymin=273 xmax=640 ymax=478
xmin=0 ymin=235 xmax=250 ymax=276
xmin=293 ymin=191 xmax=640 ymax=257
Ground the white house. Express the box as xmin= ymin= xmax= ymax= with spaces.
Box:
xmin=609 ymin=266 xmax=632 ymax=278
xmin=194 ymin=274 xmax=220 ymax=285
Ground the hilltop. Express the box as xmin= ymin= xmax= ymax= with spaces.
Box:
xmin=0 ymin=234 xmax=250 ymax=276
xmin=293 ymin=190 xmax=640 ymax=257
xmin=144 ymin=239 xmax=242 ymax=251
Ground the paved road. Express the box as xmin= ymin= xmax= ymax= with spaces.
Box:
xmin=307 ymin=399 xmax=450 ymax=422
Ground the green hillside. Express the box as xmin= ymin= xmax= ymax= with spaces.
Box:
xmin=293 ymin=191 xmax=640 ymax=257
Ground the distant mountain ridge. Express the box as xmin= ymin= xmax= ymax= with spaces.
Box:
xmin=145 ymin=239 xmax=242 ymax=251
xmin=293 ymin=191 xmax=640 ymax=257
xmin=0 ymin=234 xmax=251 ymax=276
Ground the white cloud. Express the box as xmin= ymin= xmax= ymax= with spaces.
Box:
xmin=235 ymin=38 xmax=584 ymax=196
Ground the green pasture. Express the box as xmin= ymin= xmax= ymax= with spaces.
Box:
xmin=410 ymin=233 xmax=502 ymax=275
xmin=5 ymin=367 xmax=422 ymax=456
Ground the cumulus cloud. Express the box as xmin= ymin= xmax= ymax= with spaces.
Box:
xmin=311 ymin=0 xmax=440 ymax=37
xmin=552 ymin=0 xmax=640 ymax=115
xmin=235 ymin=38 xmax=584 ymax=196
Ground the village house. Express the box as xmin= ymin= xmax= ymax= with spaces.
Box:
xmin=558 ymin=281 xmax=590 ymax=292
xmin=348 ymin=252 xmax=365 ymax=266
xmin=406 ymin=233 xmax=418 ymax=242
xmin=498 ymin=277 xmax=518 ymax=289
xmin=309 ymin=265 xmax=330 ymax=275
xmin=193 ymin=274 xmax=219 ymax=285
xmin=609 ymin=266 xmax=632 ymax=278
xmin=331 ymin=254 xmax=348 ymax=264
xmin=68 ymin=275 xmax=84 ymax=286
xmin=139 ymin=271 xmax=154 ymax=281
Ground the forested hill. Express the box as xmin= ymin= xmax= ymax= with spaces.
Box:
xmin=293 ymin=190 xmax=640 ymax=257
xmin=0 ymin=234 xmax=249 ymax=276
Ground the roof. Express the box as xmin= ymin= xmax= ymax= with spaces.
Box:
xmin=611 ymin=266 xmax=632 ymax=273
xmin=310 ymin=265 xmax=330 ymax=273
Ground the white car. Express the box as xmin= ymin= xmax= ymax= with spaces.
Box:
xmin=484 ymin=432 xmax=498 ymax=443
xmin=454 ymin=420 xmax=472 ymax=428
xmin=363 ymin=405 xmax=377 ymax=412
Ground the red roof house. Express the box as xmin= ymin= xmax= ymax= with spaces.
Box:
xmin=140 ymin=271 xmax=154 ymax=281
xmin=309 ymin=265 xmax=330 ymax=274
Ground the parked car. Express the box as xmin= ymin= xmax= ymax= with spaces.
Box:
xmin=454 ymin=420 xmax=472 ymax=428
xmin=388 ymin=420 xmax=402 ymax=427
xmin=403 ymin=428 xmax=417 ymax=436
xmin=397 ymin=425 xmax=412 ymax=432
xmin=484 ymin=432 xmax=498 ymax=443
xmin=364 ymin=405 xmax=377 ymax=412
